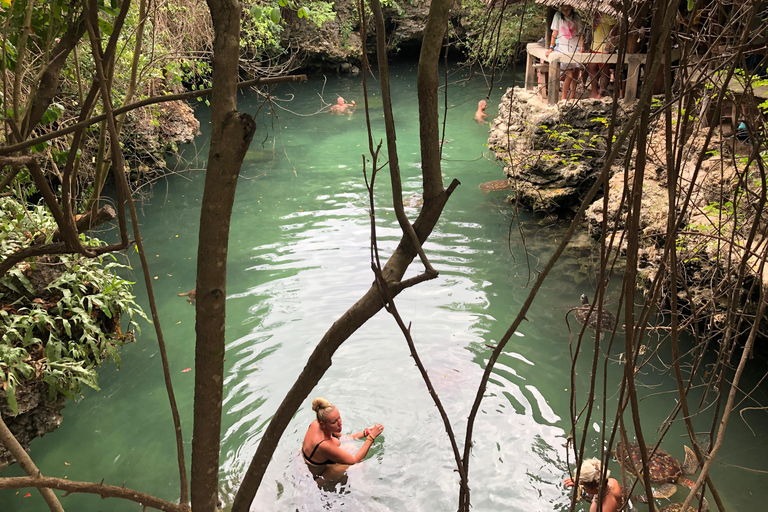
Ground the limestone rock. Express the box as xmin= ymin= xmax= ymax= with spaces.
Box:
xmin=0 ymin=382 xmax=66 ymax=471
xmin=585 ymin=170 xmax=673 ymax=242
xmin=488 ymin=87 xmax=631 ymax=212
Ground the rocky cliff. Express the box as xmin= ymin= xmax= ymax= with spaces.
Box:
xmin=487 ymin=87 xmax=767 ymax=347
xmin=488 ymin=88 xmax=630 ymax=212
xmin=0 ymin=384 xmax=65 ymax=471
xmin=279 ymin=0 xmax=457 ymax=72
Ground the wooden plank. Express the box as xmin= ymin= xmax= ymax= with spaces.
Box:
xmin=526 ymin=42 xmax=646 ymax=66
xmin=625 ymin=59 xmax=641 ymax=102
xmin=548 ymin=58 xmax=560 ymax=104
xmin=525 ymin=51 xmax=536 ymax=90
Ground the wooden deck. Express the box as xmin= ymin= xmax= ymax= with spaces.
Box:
xmin=689 ymin=66 xmax=768 ymax=130
xmin=525 ymin=42 xmax=646 ymax=104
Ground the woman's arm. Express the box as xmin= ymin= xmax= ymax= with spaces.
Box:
xmin=347 ymin=428 xmax=367 ymax=440
xmin=319 ymin=423 xmax=384 ymax=465
xmin=546 ymin=30 xmax=559 ymax=56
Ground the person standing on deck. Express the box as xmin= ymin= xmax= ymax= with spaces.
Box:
xmin=545 ymin=4 xmax=585 ymax=101
xmin=587 ymin=11 xmax=617 ymax=98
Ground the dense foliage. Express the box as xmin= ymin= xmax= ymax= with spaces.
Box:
xmin=459 ymin=0 xmax=545 ymax=67
xmin=0 ymin=197 xmax=147 ymax=415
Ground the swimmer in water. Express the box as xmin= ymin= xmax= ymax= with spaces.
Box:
xmin=302 ymin=397 xmax=384 ymax=484
xmin=474 ymin=99 xmax=488 ymax=123
xmin=564 ymin=458 xmax=624 ymax=512
xmin=329 ymin=96 xmax=356 ymax=114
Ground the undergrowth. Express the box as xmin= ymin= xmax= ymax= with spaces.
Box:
xmin=0 ymin=198 xmax=147 ymax=415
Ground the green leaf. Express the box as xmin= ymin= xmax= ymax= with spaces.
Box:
xmin=250 ymin=5 xmax=262 ymax=18
xmin=98 ymin=18 xmax=114 ymax=37
xmin=4 ymin=380 xmax=18 ymax=416
xmin=298 ymin=6 xmax=310 ymax=18
xmin=270 ymin=6 xmax=281 ymax=23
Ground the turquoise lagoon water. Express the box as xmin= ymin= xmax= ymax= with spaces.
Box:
xmin=1 ymin=64 xmax=766 ymax=512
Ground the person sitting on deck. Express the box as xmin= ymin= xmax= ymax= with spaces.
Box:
xmin=545 ymin=4 xmax=585 ymax=101
xmin=587 ymin=11 xmax=617 ymax=99
xmin=564 ymin=458 xmax=625 ymax=512
xmin=302 ymin=397 xmax=384 ymax=484
xmin=330 ymin=96 xmax=356 ymax=114
xmin=475 ymin=99 xmax=488 ymax=123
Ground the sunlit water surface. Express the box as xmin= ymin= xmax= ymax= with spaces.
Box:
xmin=3 ymin=64 xmax=767 ymax=512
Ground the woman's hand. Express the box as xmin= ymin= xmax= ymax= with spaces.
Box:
xmin=369 ymin=423 xmax=384 ymax=439
xmin=564 ymin=477 xmax=575 ymax=487
xmin=545 ymin=48 xmax=553 ymax=57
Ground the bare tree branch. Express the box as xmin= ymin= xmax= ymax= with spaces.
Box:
xmin=0 ymin=416 xmax=64 ymax=512
xmin=0 ymin=475 xmax=186 ymax=512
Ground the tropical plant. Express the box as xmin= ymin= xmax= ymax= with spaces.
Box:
xmin=0 ymin=197 xmax=147 ymax=414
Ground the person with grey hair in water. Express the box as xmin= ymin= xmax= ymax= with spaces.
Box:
xmin=564 ymin=457 xmax=624 ymax=512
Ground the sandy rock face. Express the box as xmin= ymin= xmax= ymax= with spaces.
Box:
xmin=489 ymin=87 xmax=630 ymax=212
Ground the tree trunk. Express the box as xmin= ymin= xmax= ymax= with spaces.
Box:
xmin=192 ymin=2 xmax=255 ymax=512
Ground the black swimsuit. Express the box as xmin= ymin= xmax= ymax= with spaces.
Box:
xmin=303 ymin=439 xmax=335 ymax=465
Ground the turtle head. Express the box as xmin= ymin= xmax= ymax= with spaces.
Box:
xmin=580 ymin=294 xmax=589 ymax=305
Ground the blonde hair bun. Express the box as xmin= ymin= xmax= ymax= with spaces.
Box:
xmin=579 ymin=458 xmax=609 ymax=485
xmin=312 ymin=397 xmax=330 ymax=412
xmin=311 ymin=397 xmax=335 ymax=422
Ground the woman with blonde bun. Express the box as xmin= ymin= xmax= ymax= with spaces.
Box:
xmin=302 ymin=397 xmax=384 ymax=480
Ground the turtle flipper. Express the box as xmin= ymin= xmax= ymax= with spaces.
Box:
xmin=682 ymin=446 xmax=698 ymax=475
xmin=679 ymin=477 xmax=696 ymax=489
xmin=654 ymin=483 xmax=678 ymax=499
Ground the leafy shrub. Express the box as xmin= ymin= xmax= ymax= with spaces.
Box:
xmin=0 ymin=198 xmax=148 ymax=414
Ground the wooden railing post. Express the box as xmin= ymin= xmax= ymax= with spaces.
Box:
xmin=548 ymin=58 xmax=560 ymax=104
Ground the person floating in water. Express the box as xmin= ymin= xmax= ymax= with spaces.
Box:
xmin=329 ymin=96 xmax=356 ymax=114
xmin=302 ymin=397 xmax=384 ymax=483
xmin=474 ymin=99 xmax=488 ymax=123
xmin=564 ymin=458 xmax=624 ymax=512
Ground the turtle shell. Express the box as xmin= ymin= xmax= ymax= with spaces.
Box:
xmin=660 ymin=498 xmax=709 ymax=512
xmin=574 ymin=294 xmax=616 ymax=330
xmin=660 ymin=505 xmax=695 ymax=512
xmin=478 ymin=179 xmax=511 ymax=193
xmin=616 ymin=441 xmax=682 ymax=484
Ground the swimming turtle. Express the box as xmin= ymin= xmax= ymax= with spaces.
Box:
xmin=660 ymin=504 xmax=709 ymax=512
xmin=574 ymin=294 xmax=616 ymax=331
xmin=615 ymin=441 xmax=699 ymax=501
xmin=478 ymin=179 xmax=511 ymax=194
xmin=404 ymin=193 xmax=424 ymax=208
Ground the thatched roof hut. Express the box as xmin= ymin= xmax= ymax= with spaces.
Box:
xmin=534 ymin=0 xmax=619 ymax=16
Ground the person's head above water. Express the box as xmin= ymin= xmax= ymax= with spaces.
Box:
xmin=312 ymin=397 xmax=336 ymax=423
xmin=312 ymin=397 xmax=342 ymax=434
xmin=478 ymin=99 xmax=487 ymax=110
xmin=577 ymin=458 xmax=609 ymax=487
xmin=336 ymin=97 xmax=346 ymax=106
